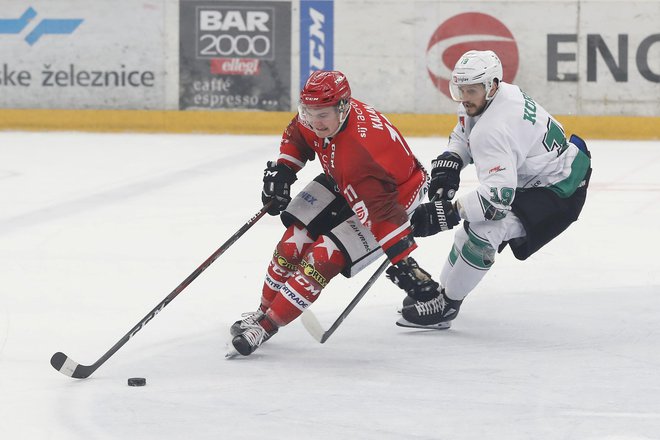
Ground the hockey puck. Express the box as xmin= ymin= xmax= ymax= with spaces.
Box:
xmin=127 ymin=377 xmax=146 ymax=387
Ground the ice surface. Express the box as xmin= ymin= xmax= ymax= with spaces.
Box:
xmin=0 ymin=131 xmax=659 ymax=440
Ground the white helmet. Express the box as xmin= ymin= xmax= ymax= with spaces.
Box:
xmin=449 ymin=50 xmax=503 ymax=102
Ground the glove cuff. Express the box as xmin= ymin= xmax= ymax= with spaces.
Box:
xmin=264 ymin=161 xmax=298 ymax=184
xmin=384 ymin=233 xmax=416 ymax=264
xmin=434 ymin=200 xmax=460 ymax=231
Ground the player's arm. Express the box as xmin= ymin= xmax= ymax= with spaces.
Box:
xmin=426 ymin=109 xmax=472 ymax=201
xmin=348 ymin=172 xmax=417 ymax=264
xmin=411 ymin=131 xmax=517 ymax=235
xmin=351 ymin=176 xmax=440 ymax=301
xmin=454 ymin=133 xmax=518 ymax=223
xmin=409 ymin=116 xmax=469 ymax=237
xmin=262 ymin=116 xmax=315 ymax=216
xmin=277 ymin=115 xmax=315 ymax=172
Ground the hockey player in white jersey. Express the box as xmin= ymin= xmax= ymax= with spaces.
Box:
xmin=387 ymin=50 xmax=592 ymax=328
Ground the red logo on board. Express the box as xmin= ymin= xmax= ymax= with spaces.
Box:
xmin=426 ymin=13 xmax=519 ymax=99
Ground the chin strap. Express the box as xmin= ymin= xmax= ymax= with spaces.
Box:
xmin=485 ymin=80 xmax=500 ymax=101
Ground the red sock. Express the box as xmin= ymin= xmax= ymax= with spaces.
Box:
xmin=267 ymin=235 xmax=347 ymax=327
xmin=260 ymin=224 xmax=315 ymax=310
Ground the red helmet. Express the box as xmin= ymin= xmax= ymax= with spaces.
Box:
xmin=300 ymin=70 xmax=351 ymax=108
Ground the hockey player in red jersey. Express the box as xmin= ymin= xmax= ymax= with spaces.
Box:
xmin=229 ymin=70 xmax=437 ymax=356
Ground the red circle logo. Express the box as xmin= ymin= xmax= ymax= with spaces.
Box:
xmin=426 ymin=13 xmax=519 ymax=99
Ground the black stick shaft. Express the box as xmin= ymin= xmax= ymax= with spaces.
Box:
xmin=319 ymin=258 xmax=390 ymax=343
xmin=315 ymin=194 xmax=438 ymax=343
xmin=53 ymin=203 xmax=272 ymax=378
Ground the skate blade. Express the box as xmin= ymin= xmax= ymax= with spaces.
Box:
xmin=225 ymin=349 xmax=239 ymax=359
xmin=224 ymin=342 xmax=242 ymax=359
xmin=395 ymin=317 xmax=452 ymax=330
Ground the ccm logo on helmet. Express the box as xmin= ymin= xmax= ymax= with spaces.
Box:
xmin=197 ymin=8 xmax=274 ymax=60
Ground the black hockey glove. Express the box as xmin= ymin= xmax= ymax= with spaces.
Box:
xmin=429 ymin=152 xmax=463 ymax=200
xmin=385 ymin=256 xmax=440 ymax=302
xmin=262 ymin=161 xmax=297 ymax=216
xmin=411 ymin=200 xmax=460 ymax=237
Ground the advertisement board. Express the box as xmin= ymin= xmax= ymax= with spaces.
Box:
xmin=299 ymin=0 xmax=334 ymax=91
xmin=335 ymin=0 xmax=660 ymax=116
xmin=0 ymin=0 xmax=657 ymax=125
xmin=0 ymin=1 xmax=166 ymax=109
xmin=179 ymin=0 xmax=292 ymax=111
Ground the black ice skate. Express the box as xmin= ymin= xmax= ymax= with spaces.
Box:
xmin=396 ymin=289 xmax=462 ymax=330
xmin=396 ymin=295 xmax=417 ymax=314
xmin=230 ymin=322 xmax=278 ymax=356
xmin=230 ymin=309 xmax=265 ymax=337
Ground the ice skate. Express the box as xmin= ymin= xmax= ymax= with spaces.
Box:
xmin=396 ymin=289 xmax=462 ymax=330
xmin=231 ymin=322 xmax=278 ymax=356
xmin=230 ymin=309 xmax=265 ymax=337
xmin=224 ymin=345 xmax=241 ymax=359
xmin=396 ymin=295 xmax=417 ymax=314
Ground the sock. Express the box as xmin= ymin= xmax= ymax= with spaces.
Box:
xmin=260 ymin=224 xmax=315 ymax=310
xmin=267 ymin=235 xmax=346 ymax=326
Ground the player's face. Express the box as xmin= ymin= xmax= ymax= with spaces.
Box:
xmin=300 ymin=105 xmax=341 ymax=137
xmin=458 ymin=84 xmax=488 ymax=116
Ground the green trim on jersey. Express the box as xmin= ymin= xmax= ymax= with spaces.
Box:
xmin=479 ymin=193 xmax=508 ymax=220
xmin=548 ymin=149 xmax=591 ymax=198
xmin=449 ymin=243 xmax=460 ymax=266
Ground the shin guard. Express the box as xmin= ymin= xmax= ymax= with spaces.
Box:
xmin=260 ymin=224 xmax=315 ymax=310
xmin=267 ymin=235 xmax=347 ymax=326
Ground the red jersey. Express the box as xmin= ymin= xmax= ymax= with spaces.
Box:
xmin=277 ymin=99 xmax=427 ymax=263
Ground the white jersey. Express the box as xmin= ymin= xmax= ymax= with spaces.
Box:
xmin=447 ymin=82 xmax=591 ymax=223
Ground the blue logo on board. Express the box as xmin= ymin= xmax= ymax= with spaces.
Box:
xmin=0 ymin=7 xmax=83 ymax=45
xmin=300 ymin=0 xmax=334 ymax=90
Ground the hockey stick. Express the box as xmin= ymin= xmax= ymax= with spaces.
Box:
xmin=300 ymin=257 xmax=390 ymax=343
xmin=50 ymin=203 xmax=272 ymax=379
xmin=300 ymin=193 xmax=441 ymax=343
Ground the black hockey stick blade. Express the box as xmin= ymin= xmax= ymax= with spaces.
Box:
xmin=50 ymin=203 xmax=272 ymax=379
xmin=301 ymin=257 xmax=390 ymax=344
xmin=50 ymin=352 xmax=96 ymax=379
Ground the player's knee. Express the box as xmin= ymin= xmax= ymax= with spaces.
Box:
xmin=303 ymin=235 xmax=347 ymax=283
xmin=275 ymin=223 xmax=313 ymax=268
xmin=461 ymin=230 xmax=496 ymax=269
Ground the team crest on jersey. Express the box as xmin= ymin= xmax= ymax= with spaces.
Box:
xmin=459 ymin=116 xmax=465 ymax=133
